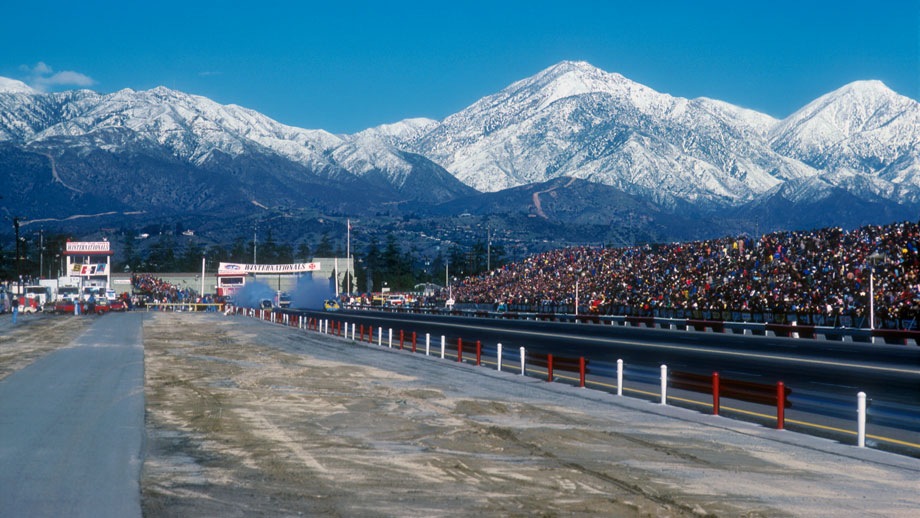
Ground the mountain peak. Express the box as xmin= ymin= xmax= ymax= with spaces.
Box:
xmin=834 ymin=79 xmax=894 ymax=97
xmin=774 ymin=78 xmax=917 ymax=137
xmin=769 ymin=79 xmax=919 ymax=175
xmin=528 ymin=60 xmax=631 ymax=97
xmin=795 ymin=79 xmax=906 ymax=116
xmin=542 ymin=60 xmax=607 ymax=76
xmin=0 ymin=77 xmax=38 ymax=94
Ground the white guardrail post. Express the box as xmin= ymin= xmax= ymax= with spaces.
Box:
xmin=377 ymin=327 xmax=382 ymax=346
xmin=440 ymin=336 xmax=446 ymax=359
xmin=388 ymin=328 xmax=393 ymax=348
xmin=660 ymin=364 xmax=668 ymax=405
xmin=497 ymin=343 xmax=503 ymax=372
xmin=617 ymin=359 xmax=624 ymax=396
xmin=520 ymin=347 xmax=526 ymax=375
xmin=425 ymin=333 xmax=430 ymax=356
xmin=857 ymin=391 xmax=867 ymax=448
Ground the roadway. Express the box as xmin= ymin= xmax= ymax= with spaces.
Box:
xmin=0 ymin=313 xmax=145 ymax=518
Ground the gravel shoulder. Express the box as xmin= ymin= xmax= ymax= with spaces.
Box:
xmin=3 ymin=312 xmax=919 ymax=517
xmin=0 ymin=313 xmax=95 ymax=382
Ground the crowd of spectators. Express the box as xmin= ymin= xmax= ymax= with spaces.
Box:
xmin=131 ymin=274 xmax=224 ymax=311
xmin=453 ymin=221 xmax=920 ymax=329
xmin=132 ymin=273 xmax=197 ymax=304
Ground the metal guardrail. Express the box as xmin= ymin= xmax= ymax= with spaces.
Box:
xmin=234 ymin=306 xmax=920 ymax=456
xmin=351 ymin=305 xmax=920 ymax=345
xmin=143 ymin=303 xmax=224 ymax=312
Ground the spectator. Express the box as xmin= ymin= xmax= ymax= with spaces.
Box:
xmin=453 ymin=221 xmax=920 ymax=329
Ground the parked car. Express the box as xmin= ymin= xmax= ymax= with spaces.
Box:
xmin=54 ymin=299 xmax=87 ymax=315
xmin=94 ymin=298 xmax=128 ymax=314
xmin=385 ymin=294 xmax=406 ymax=307
xmin=18 ymin=296 xmax=42 ymax=314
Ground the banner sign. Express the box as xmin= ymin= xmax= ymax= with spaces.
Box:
xmin=71 ymin=263 xmax=108 ymax=276
xmin=65 ymin=241 xmax=112 ymax=254
xmin=218 ymin=262 xmax=322 ymax=275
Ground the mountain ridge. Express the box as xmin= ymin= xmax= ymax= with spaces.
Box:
xmin=1 ymin=61 xmax=918 ymax=247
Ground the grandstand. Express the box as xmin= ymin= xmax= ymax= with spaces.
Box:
xmin=454 ymin=221 xmax=920 ymax=330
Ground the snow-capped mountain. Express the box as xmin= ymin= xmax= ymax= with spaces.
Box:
xmin=0 ymin=77 xmax=36 ymax=94
xmin=329 ymin=118 xmax=474 ymax=200
xmin=0 ymin=60 xmax=918 ymax=240
xmin=769 ymin=80 xmax=920 ymax=198
xmin=407 ymin=61 xmax=917 ymax=210
xmin=0 ymin=82 xmax=470 ymax=215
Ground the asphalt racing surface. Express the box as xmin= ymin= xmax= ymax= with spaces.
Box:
xmin=0 ymin=313 xmax=144 ymax=518
xmin=301 ymin=309 xmax=920 ymax=404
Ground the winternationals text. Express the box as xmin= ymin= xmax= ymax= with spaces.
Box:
xmin=217 ymin=262 xmax=321 ymax=275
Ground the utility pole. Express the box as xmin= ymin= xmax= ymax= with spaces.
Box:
xmin=487 ymin=226 xmax=491 ymax=272
xmin=13 ymin=217 xmax=21 ymax=290
xmin=201 ymin=256 xmax=206 ymax=296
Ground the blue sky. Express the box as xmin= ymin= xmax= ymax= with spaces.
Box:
xmin=3 ymin=1 xmax=917 ymax=134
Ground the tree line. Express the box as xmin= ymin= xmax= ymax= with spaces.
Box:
xmin=0 ymin=227 xmax=506 ymax=294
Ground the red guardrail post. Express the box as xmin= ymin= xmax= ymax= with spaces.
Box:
xmin=547 ymin=354 xmax=554 ymax=382
xmin=359 ymin=324 xmax=364 ymax=340
xmin=368 ymin=326 xmax=374 ymax=344
xmin=776 ymin=381 xmax=785 ymax=430
xmin=476 ymin=340 xmax=481 ymax=366
xmin=457 ymin=338 xmax=463 ymax=363
xmin=399 ymin=330 xmax=404 ymax=350
xmin=712 ymin=372 xmax=720 ymax=415
xmin=412 ymin=332 xmax=417 ymax=353
xmin=579 ymin=357 xmax=586 ymax=388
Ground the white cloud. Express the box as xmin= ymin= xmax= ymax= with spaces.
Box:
xmin=20 ymin=62 xmax=95 ymax=92
xmin=32 ymin=62 xmax=53 ymax=75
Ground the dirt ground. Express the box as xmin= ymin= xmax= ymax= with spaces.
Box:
xmin=0 ymin=314 xmax=94 ymax=382
xmin=3 ymin=312 xmax=918 ymax=517
xmin=142 ymin=314 xmax=711 ymax=517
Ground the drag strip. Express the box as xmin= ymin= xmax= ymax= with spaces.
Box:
xmin=0 ymin=313 xmax=145 ymax=518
